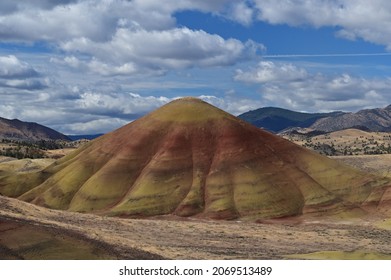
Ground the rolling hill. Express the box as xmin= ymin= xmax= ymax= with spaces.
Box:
xmin=0 ymin=97 xmax=390 ymax=220
xmin=0 ymin=117 xmax=70 ymax=141
xmin=239 ymin=104 xmax=391 ymax=133
xmin=310 ymin=105 xmax=391 ymax=132
xmin=238 ymin=107 xmax=343 ymax=133
xmin=281 ymin=128 xmax=391 ymax=156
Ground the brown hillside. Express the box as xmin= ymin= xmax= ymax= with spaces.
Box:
xmin=0 ymin=116 xmax=70 ymax=141
xmin=282 ymin=128 xmax=391 ymax=156
xmin=310 ymin=105 xmax=391 ymax=132
xmin=0 ymin=97 xmax=390 ymax=220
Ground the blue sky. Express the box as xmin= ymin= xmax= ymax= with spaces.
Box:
xmin=1 ymin=0 xmax=391 ymax=134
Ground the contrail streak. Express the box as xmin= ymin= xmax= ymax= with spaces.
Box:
xmin=263 ymin=53 xmax=391 ymax=58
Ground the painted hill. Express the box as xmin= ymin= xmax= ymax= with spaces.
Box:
xmin=310 ymin=105 xmax=391 ymax=132
xmin=0 ymin=98 xmax=390 ymax=220
xmin=0 ymin=117 xmax=70 ymax=141
xmin=238 ymin=107 xmax=343 ymax=133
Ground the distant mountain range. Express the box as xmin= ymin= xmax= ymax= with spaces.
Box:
xmin=67 ymin=134 xmax=104 ymax=141
xmin=0 ymin=117 xmax=70 ymax=141
xmin=238 ymin=107 xmax=344 ymax=133
xmin=310 ymin=105 xmax=391 ymax=132
xmin=238 ymin=105 xmax=391 ymax=133
xmin=2 ymin=103 xmax=391 ymax=144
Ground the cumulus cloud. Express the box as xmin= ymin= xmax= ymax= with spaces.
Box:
xmin=0 ymin=55 xmax=39 ymax=79
xmin=254 ymin=0 xmax=391 ymax=49
xmin=2 ymin=0 xmax=391 ymax=135
xmin=0 ymin=0 xmax=241 ymax=43
xmin=1 ymin=88 xmax=263 ymax=135
xmin=2 ymin=1 xmax=391 ymax=58
xmin=0 ymin=0 xmax=78 ymax=15
xmin=74 ymin=91 xmax=263 ymax=121
xmin=234 ymin=61 xmax=308 ymax=83
xmin=235 ymin=60 xmax=391 ymax=112
xmin=226 ymin=2 xmax=255 ymax=26
xmin=86 ymin=60 xmax=138 ymax=76
xmin=0 ymin=0 xmax=171 ymax=42
xmin=60 ymin=27 xmax=260 ymax=72
xmin=0 ymin=0 xmax=263 ymax=77
xmin=197 ymin=94 xmax=263 ymax=116
xmin=60 ymin=118 xmax=129 ymax=135
xmin=0 ymin=55 xmax=47 ymax=90
xmin=260 ymin=78 xmax=391 ymax=112
xmin=0 ymin=79 xmax=47 ymax=90
xmin=0 ymin=89 xmax=171 ymax=134
xmin=75 ymin=92 xmax=170 ymax=119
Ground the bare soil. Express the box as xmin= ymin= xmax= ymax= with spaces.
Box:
xmin=1 ymin=195 xmax=391 ymax=260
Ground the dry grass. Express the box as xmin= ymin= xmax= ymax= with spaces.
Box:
xmin=2 ymin=195 xmax=391 ymax=260
xmin=0 ymin=156 xmax=55 ymax=173
xmin=283 ymin=129 xmax=391 ymax=155
xmin=332 ymin=154 xmax=391 ymax=178
xmin=44 ymin=148 xmax=77 ymax=158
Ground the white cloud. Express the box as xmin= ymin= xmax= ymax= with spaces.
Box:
xmin=227 ymin=2 xmax=255 ymax=26
xmin=0 ymin=79 xmax=47 ymax=90
xmin=254 ymin=0 xmax=343 ymax=27
xmin=0 ymin=1 xmax=78 ymax=15
xmin=0 ymin=0 xmax=243 ymax=43
xmin=235 ymin=61 xmax=391 ymax=112
xmin=2 ymin=0 xmax=391 ymax=135
xmin=74 ymin=91 xmax=262 ymax=120
xmin=0 ymin=0 xmax=263 ymax=78
xmin=0 ymin=55 xmax=48 ymax=90
xmin=0 ymin=0 xmax=174 ymax=42
xmin=87 ymin=60 xmax=138 ymax=76
xmin=61 ymin=27 xmax=260 ymax=72
xmin=254 ymin=0 xmax=391 ymax=49
xmin=0 ymin=104 xmax=16 ymax=118
xmin=60 ymin=118 xmax=129 ymax=135
xmin=63 ymin=56 xmax=81 ymax=68
xmin=76 ymin=92 xmax=170 ymax=118
xmin=5 ymin=88 xmax=263 ymax=135
xmin=3 ymin=1 xmax=391 ymax=61
xmin=0 ymin=55 xmax=38 ymax=79
xmin=197 ymin=94 xmax=264 ymax=116
xmin=234 ymin=61 xmax=308 ymax=83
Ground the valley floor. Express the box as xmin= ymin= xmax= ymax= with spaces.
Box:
xmin=1 ymin=195 xmax=391 ymax=260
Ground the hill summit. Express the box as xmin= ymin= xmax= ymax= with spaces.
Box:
xmin=1 ymin=97 xmax=390 ymax=220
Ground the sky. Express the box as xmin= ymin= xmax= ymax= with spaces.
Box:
xmin=1 ymin=0 xmax=391 ymax=135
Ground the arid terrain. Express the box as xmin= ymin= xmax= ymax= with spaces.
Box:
xmin=1 ymin=99 xmax=391 ymax=260
xmin=282 ymin=128 xmax=391 ymax=156
xmin=1 ymin=153 xmax=391 ymax=260
xmin=2 ymin=193 xmax=391 ymax=260
xmin=332 ymin=154 xmax=391 ymax=178
xmin=3 ymin=99 xmax=390 ymax=222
